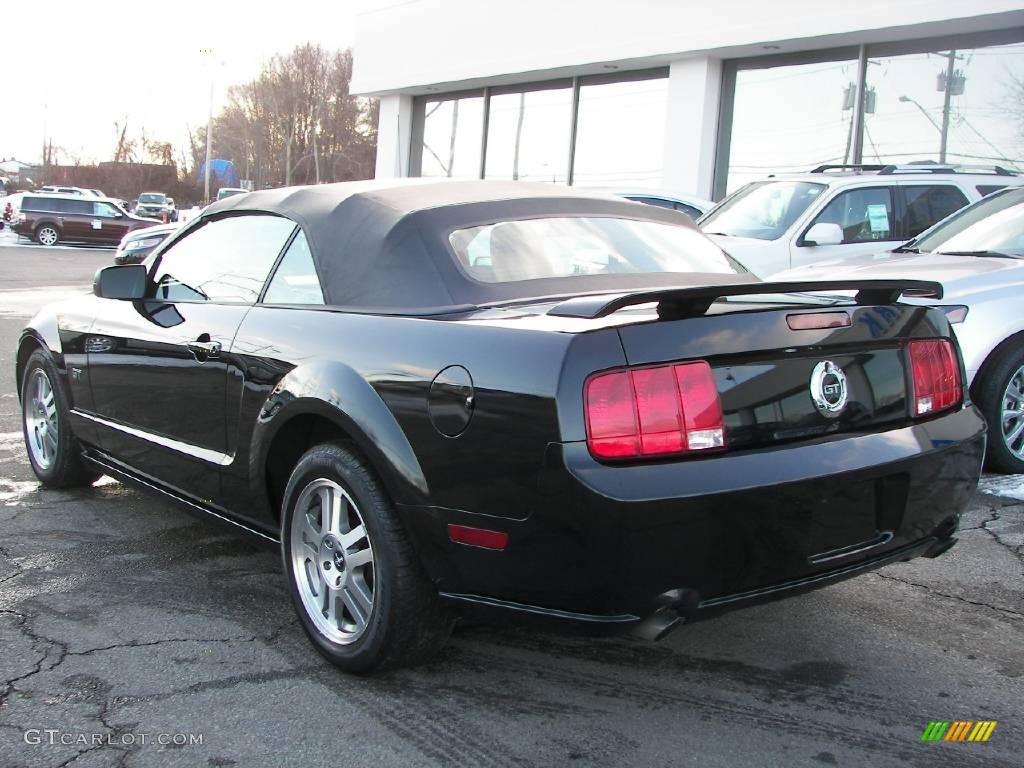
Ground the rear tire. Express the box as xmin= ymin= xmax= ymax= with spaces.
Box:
xmin=21 ymin=350 xmax=101 ymax=487
xmin=280 ymin=442 xmax=452 ymax=673
xmin=35 ymin=224 xmax=60 ymax=246
xmin=974 ymin=344 xmax=1024 ymax=474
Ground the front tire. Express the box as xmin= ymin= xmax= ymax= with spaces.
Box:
xmin=21 ymin=350 xmax=101 ymax=487
xmin=280 ymin=443 xmax=452 ymax=672
xmin=35 ymin=224 xmax=60 ymax=246
xmin=974 ymin=344 xmax=1024 ymax=473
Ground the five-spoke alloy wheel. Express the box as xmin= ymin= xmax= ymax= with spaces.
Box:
xmin=290 ymin=478 xmax=376 ymax=644
xmin=20 ymin=349 xmax=101 ymax=487
xmin=280 ymin=442 xmax=452 ymax=672
xmin=24 ymin=369 xmax=58 ymax=470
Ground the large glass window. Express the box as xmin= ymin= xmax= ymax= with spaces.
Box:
xmin=864 ymin=43 xmax=1024 ymax=169
xmin=807 ymin=187 xmax=894 ymax=243
xmin=899 ymin=185 xmax=969 ymax=238
xmin=485 ymin=87 xmax=573 ymax=183
xmin=573 ymin=77 xmax=668 ymax=188
xmin=420 ymin=95 xmax=484 ymax=178
xmin=448 ymin=217 xmax=740 ymax=283
xmin=151 ymin=215 xmax=296 ymax=303
xmin=726 ymin=57 xmax=859 ymax=193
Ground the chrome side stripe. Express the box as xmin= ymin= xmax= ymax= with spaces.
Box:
xmin=71 ymin=409 xmax=233 ymax=466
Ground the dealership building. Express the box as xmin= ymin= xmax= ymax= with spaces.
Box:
xmin=352 ymin=0 xmax=1024 ymax=201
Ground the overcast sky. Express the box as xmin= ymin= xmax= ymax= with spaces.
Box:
xmin=5 ymin=1 xmax=358 ymax=165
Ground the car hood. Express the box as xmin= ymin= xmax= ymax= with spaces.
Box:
xmin=705 ymin=234 xmax=788 ymax=278
xmin=773 ymin=251 xmax=1024 ymax=300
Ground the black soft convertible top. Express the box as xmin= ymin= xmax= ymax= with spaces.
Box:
xmin=204 ymin=179 xmax=746 ymax=312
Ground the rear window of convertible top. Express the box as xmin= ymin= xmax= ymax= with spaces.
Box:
xmin=448 ymin=216 xmax=742 ymax=283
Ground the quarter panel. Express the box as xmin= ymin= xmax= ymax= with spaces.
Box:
xmin=226 ymin=306 xmax=575 ymax=526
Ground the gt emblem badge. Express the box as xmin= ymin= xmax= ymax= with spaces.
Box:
xmin=810 ymin=360 xmax=848 ymax=418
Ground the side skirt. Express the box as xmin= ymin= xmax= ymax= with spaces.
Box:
xmin=83 ymin=450 xmax=280 ymax=545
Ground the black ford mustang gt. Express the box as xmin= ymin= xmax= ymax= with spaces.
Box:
xmin=16 ymin=180 xmax=985 ymax=672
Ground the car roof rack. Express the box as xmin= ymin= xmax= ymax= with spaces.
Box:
xmin=810 ymin=164 xmax=887 ymax=173
xmin=810 ymin=162 xmax=1017 ymax=177
xmin=877 ymin=163 xmax=1016 ymax=176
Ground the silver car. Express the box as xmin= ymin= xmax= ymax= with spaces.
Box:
xmin=775 ymin=186 xmax=1024 ymax=473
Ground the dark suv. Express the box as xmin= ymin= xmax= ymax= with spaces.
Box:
xmin=14 ymin=194 xmax=155 ymax=246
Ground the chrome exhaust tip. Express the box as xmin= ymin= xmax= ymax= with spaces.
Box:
xmin=630 ymin=606 xmax=684 ymax=642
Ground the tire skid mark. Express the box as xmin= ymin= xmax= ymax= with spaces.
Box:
xmin=454 ymin=646 xmax=1012 ymax=768
xmin=336 ymin=676 xmax=527 ymax=768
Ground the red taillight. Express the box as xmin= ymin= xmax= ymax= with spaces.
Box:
xmin=908 ymin=339 xmax=961 ymax=416
xmin=585 ymin=361 xmax=725 ymax=460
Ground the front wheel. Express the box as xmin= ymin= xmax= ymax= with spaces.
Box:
xmin=21 ymin=350 xmax=101 ymax=487
xmin=35 ymin=224 xmax=59 ymax=246
xmin=280 ymin=443 xmax=452 ymax=672
xmin=974 ymin=344 xmax=1024 ymax=473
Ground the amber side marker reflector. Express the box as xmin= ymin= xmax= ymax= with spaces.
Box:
xmin=448 ymin=524 xmax=509 ymax=550
xmin=786 ymin=311 xmax=852 ymax=330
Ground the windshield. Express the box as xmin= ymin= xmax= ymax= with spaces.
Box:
xmin=449 ymin=216 xmax=744 ymax=283
xmin=911 ymin=189 xmax=1024 ymax=257
xmin=139 ymin=193 xmax=166 ymax=204
xmin=699 ymin=181 xmax=827 ymax=240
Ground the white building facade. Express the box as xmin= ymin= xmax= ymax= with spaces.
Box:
xmin=352 ymin=0 xmax=1024 ymax=200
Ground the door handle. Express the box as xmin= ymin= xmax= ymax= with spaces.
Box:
xmin=187 ymin=340 xmax=221 ymax=358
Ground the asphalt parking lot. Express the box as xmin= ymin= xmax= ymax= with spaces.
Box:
xmin=0 ymin=238 xmax=1022 ymax=768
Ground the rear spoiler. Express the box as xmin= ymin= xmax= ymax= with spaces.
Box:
xmin=546 ymin=280 xmax=944 ymax=320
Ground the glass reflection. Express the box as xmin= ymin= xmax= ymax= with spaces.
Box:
xmin=573 ymin=77 xmax=669 ymax=188
xmin=485 ymin=87 xmax=573 ymax=183
xmin=420 ymin=96 xmax=484 ymax=178
xmin=727 ymin=58 xmax=859 ymax=192
xmin=864 ymin=43 xmax=1024 ymax=170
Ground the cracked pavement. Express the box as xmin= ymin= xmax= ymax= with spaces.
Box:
xmin=1 ymin=244 xmax=1022 ymax=767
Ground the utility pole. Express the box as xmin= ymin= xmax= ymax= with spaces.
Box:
xmin=939 ymin=50 xmax=957 ymax=164
xmin=205 ymin=75 xmax=213 ymax=203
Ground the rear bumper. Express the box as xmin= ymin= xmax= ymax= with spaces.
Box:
xmin=409 ymin=406 xmax=986 ymax=626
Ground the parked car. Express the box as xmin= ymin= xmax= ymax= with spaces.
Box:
xmin=113 ymin=222 xmax=179 ymax=265
xmin=216 ymin=187 xmax=249 ymax=202
xmin=134 ymin=192 xmax=176 ymax=221
xmin=14 ymin=193 xmax=157 ymax=246
xmin=38 ymin=185 xmax=90 ymax=196
xmin=774 ymin=185 xmax=1024 ymax=472
xmin=700 ymin=163 xmax=1022 ymax=278
xmin=592 ymin=187 xmax=715 ymax=220
xmin=17 ymin=180 xmax=984 ymax=672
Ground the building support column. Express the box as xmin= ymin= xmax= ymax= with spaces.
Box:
xmin=662 ymin=57 xmax=722 ymax=200
xmin=374 ymin=94 xmax=414 ymax=178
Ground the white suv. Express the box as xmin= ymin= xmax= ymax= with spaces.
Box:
xmin=699 ymin=163 xmax=1022 ymax=278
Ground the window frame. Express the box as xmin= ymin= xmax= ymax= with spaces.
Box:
xmin=797 ymin=184 xmax=896 ymax=246
xmin=894 ymin=183 xmax=971 ymax=241
xmin=258 ymin=226 xmax=327 ymax=307
xmin=147 ymin=212 xmax=298 ymax=306
xmin=410 ymin=67 xmax=669 ymax=184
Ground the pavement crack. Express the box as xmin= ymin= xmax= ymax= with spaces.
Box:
xmin=67 ymin=635 xmax=260 ymax=657
xmin=874 ymin=572 xmax=1022 ymax=621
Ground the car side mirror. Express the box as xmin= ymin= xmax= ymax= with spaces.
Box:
xmin=803 ymin=222 xmax=844 ymax=247
xmin=94 ymin=265 xmax=147 ymax=300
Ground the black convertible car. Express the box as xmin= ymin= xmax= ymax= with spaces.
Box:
xmin=17 ymin=180 xmax=985 ymax=671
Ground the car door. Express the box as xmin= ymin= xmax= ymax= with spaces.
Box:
xmin=55 ymin=198 xmax=95 ymax=242
xmin=897 ymin=184 xmax=970 ymax=241
xmin=84 ymin=213 xmax=297 ymax=506
xmin=90 ymin=200 xmax=132 ymax=244
xmin=790 ymin=186 xmax=899 ymax=268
